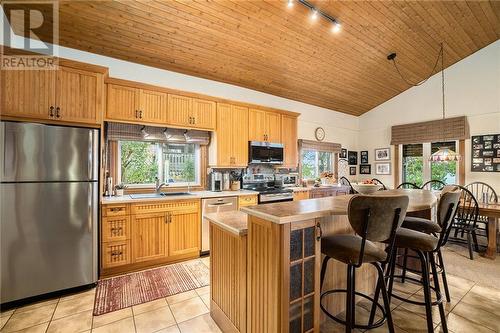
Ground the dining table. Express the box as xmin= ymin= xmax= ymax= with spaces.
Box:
xmin=477 ymin=202 xmax=500 ymax=259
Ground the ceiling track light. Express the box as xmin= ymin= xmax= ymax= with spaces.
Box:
xmin=292 ymin=0 xmax=341 ymax=32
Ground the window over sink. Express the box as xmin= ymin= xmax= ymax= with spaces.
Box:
xmin=118 ymin=140 xmax=201 ymax=187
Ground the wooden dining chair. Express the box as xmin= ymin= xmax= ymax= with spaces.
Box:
xmin=371 ymin=178 xmax=387 ymax=190
xmin=449 ymin=185 xmax=481 ymax=260
xmin=339 ymin=176 xmax=357 ymax=194
xmin=397 ymin=182 xmax=420 ymax=189
xmin=465 ymin=182 xmax=498 ymax=251
xmin=421 ymin=180 xmax=446 ymax=191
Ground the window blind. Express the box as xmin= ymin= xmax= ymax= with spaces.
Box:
xmin=298 ymin=139 xmax=341 ymax=153
xmin=391 ymin=116 xmax=469 ymax=145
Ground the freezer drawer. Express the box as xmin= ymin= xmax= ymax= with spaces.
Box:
xmin=1 ymin=182 xmax=98 ymax=303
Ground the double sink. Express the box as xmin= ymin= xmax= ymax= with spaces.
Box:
xmin=129 ymin=192 xmax=193 ymax=199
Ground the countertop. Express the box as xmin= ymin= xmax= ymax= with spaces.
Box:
xmin=241 ymin=189 xmax=437 ymax=224
xmin=204 ymin=211 xmax=249 ymax=236
xmin=101 ymin=189 xmax=258 ymax=204
xmin=289 ymin=185 xmax=350 ymax=192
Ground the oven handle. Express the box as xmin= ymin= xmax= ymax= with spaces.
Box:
xmin=207 ymin=202 xmax=234 ymax=207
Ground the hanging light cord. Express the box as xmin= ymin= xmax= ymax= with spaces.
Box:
xmin=389 ymin=43 xmax=444 ymax=88
xmin=440 ymin=42 xmax=445 ymax=121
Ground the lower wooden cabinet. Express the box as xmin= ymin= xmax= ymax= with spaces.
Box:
xmin=293 ymin=190 xmax=310 ymax=201
xmin=131 ymin=213 xmax=168 ymax=263
xmin=101 ymin=199 xmax=200 ymax=276
xmin=239 ymin=194 xmax=258 ymax=208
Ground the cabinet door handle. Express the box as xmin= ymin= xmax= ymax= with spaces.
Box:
xmin=49 ymin=106 xmax=54 ymax=118
xmin=110 ymin=207 xmax=123 ymax=212
xmin=55 ymin=107 xmax=60 ymax=118
xmin=139 ymin=110 xmax=143 ymax=119
xmin=135 ymin=110 xmax=138 ymax=118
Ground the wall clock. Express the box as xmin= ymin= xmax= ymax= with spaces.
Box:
xmin=315 ymin=127 xmax=325 ymax=141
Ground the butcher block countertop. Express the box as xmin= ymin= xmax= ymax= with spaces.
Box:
xmin=204 ymin=211 xmax=249 ymax=236
xmin=241 ymin=189 xmax=437 ymax=224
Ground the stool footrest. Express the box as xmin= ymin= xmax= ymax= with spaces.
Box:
xmin=320 ymin=289 xmax=386 ymax=330
xmin=390 ymin=274 xmax=443 ymax=306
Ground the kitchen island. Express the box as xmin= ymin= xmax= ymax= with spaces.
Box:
xmin=206 ymin=189 xmax=437 ymax=333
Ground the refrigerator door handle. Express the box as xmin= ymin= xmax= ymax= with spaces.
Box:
xmin=88 ymin=131 xmax=93 ymax=181
xmin=88 ymin=183 xmax=92 ymax=233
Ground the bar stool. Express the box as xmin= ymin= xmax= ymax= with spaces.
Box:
xmin=320 ymin=195 xmax=409 ymax=333
xmin=399 ymin=186 xmax=458 ymax=302
xmin=383 ymin=189 xmax=461 ymax=333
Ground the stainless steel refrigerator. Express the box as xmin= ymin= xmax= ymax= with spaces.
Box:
xmin=1 ymin=121 xmax=99 ymax=304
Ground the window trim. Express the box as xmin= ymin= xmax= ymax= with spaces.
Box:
xmin=110 ymin=140 xmax=207 ymax=192
xmin=396 ymin=139 xmax=464 ymax=187
xmin=298 ymin=139 xmax=340 ymax=181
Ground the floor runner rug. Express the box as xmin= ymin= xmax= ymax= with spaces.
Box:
xmin=93 ymin=259 xmax=209 ymax=315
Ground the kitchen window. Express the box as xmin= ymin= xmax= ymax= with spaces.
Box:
xmin=118 ymin=140 xmax=201 ymax=187
xmin=301 ymin=150 xmax=335 ymax=180
xmin=401 ymin=141 xmax=457 ymax=187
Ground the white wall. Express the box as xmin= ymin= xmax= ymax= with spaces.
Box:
xmin=358 ymin=40 xmax=500 ymax=191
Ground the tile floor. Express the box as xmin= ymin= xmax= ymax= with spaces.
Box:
xmin=1 ymin=255 xmax=499 ymax=333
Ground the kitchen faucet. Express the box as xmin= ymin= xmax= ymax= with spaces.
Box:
xmin=155 ymin=177 xmax=168 ymax=193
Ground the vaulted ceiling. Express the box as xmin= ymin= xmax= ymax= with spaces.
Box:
xmin=7 ymin=1 xmax=500 ymax=115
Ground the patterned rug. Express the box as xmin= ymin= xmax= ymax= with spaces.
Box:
xmin=93 ymin=259 xmax=210 ymax=315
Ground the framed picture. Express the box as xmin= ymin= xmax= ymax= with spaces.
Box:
xmin=375 ymin=162 xmax=391 ymax=175
xmin=471 ymin=134 xmax=500 ymax=172
xmin=360 ymin=151 xmax=368 ymax=164
xmin=348 ymin=151 xmax=358 ymax=165
xmin=349 ymin=166 xmax=356 ymax=175
xmin=359 ymin=164 xmax=371 ymax=174
xmin=375 ymin=148 xmax=391 ymax=161
xmin=340 ymin=148 xmax=347 ymax=159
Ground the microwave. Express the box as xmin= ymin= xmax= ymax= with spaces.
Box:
xmin=249 ymin=141 xmax=284 ymax=164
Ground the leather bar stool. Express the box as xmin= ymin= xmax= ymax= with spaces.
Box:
xmin=399 ymin=185 xmax=458 ymax=302
xmin=320 ymin=195 xmax=409 ymax=333
xmin=380 ymin=189 xmax=461 ymax=333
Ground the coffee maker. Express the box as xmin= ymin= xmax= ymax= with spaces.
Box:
xmin=210 ymin=172 xmax=223 ymax=192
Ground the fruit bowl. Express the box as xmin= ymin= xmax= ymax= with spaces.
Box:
xmin=352 ymin=183 xmax=382 ymax=195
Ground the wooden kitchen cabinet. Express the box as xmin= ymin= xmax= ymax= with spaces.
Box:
xmin=248 ymin=108 xmax=281 ymax=143
xmin=107 ymin=84 xmax=168 ymax=123
xmin=1 ymin=69 xmax=56 ymax=120
xmin=106 ymin=84 xmax=139 ymax=121
xmin=2 ymin=61 xmax=105 ymax=124
xmin=239 ymin=194 xmax=258 ymax=207
xmin=139 ymin=88 xmax=168 ymax=123
xmin=281 ymin=114 xmax=298 ymax=167
xmin=131 ymin=212 xmax=168 ymax=263
xmin=168 ymin=210 xmax=200 ymax=257
xmin=293 ymin=190 xmax=310 ymax=201
xmin=167 ymin=94 xmax=216 ymax=130
xmin=211 ymin=103 xmax=248 ymax=167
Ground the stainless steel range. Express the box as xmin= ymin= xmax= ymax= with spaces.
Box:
xmin=242 ymin=174 xmax=293 ymax=204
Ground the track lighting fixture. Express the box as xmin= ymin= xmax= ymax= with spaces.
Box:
xmin=140 ymin=126 xmax=149 ymax=139
xmin=311 ymin=9 xmax=318 ymax=20
xmin=332 ymin=21 xmax=341 ymax=33
xmin=289 ymin=0 xmax=341 ymax=33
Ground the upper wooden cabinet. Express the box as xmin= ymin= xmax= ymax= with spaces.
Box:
xmin=1 ymin=62 xmax=105 ymax=124
xmin=281 ymin=115 xmax=298 ymax=168
xmin=249 ymin=108 xmax=281 ymax=143
xmin=211 ymin=103 xmax=249 ymax=167
xmin=107 ymin=84 xmax=167 ymax=124
xmin=167 ymin=94 xmax=216 ymax=130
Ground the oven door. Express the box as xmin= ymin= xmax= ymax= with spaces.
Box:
xmin=259 ymin=192 xmax=293 ymax=204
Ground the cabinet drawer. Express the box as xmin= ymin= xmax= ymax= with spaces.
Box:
xmin=102 ymin=216 xmax=130 ymax=242
xmin=103 ymin=204 xmax=129 ymax=217
xmin=239 ymin=195 xmax=258 ymax=207
xmin=102 ymin=240 xmax=131 ymax=268
xmin=131 ymin=200 xmax=200 ymax=215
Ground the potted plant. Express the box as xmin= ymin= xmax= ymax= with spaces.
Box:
xmin=114 ymin=183 xmax=127 ymax=196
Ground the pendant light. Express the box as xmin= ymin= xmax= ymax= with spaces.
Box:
xmin=388 ymin=43 xmax=461 ymax=163
xmin=429 ymin=43 xmax=460 ymax=162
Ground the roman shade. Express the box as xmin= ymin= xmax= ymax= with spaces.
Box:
xmin=299 ymin=139 xmax=342 ymax=152
xmin=106 ymin=122 xmax=210 ymax=145
xmin=390 ymin=116 xmax=469 ymax=145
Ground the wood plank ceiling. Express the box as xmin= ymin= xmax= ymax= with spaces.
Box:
xmin=11 ymin=1 xmax=500 ymax=115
